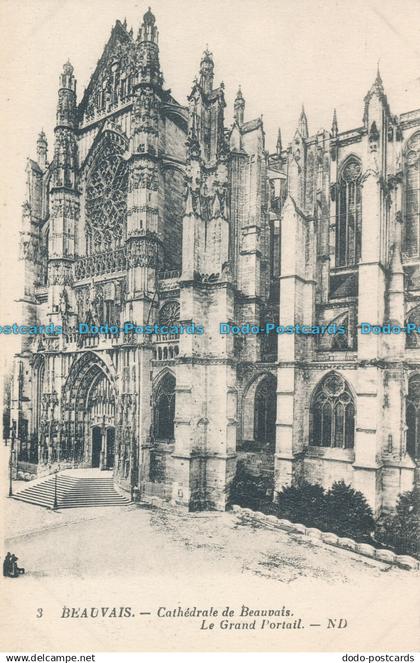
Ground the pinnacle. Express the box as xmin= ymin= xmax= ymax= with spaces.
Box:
xmin=331 ymin=107 xmax=338 ymax=134
xmin=276 ymin=127 xmax=282 ymax=153
xmin=375 ymin=61 xmax=383 ymax=86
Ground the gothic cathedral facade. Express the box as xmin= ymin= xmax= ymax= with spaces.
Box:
xmin=11 ymin=9 xmax=420 ymax=513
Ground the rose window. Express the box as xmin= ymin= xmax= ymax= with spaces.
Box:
xmin=86 ymin=151 xmax=128 ymax=254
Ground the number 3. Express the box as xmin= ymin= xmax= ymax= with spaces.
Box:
xmin=36 ymin=608 xmax=43 ymax=618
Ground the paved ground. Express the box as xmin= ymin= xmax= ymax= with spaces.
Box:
xmin=1 ymin=444 xmax=419 ymax=651
xmin=2 ymin=496 xmax=403 ymax=582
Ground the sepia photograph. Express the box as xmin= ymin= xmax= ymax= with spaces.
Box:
xmin=0 ymin=0 xmax=419 ymax=657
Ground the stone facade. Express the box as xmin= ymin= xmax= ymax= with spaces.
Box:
xmin=10 ymin=10 xmax=420 ymax=513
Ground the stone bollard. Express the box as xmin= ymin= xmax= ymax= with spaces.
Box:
xmin=338 ymin=537 xmax=357 ymax=551
xmin=321 ymin=532 xmax=338 ymax=545
xmin=305 ymin=527 xmax=323 ymax=539
xmin=395 ymin=555 xmax=419 ymax=570
xmin=375 ymin=549 xmax=396 ymax=564
xmin=356 ymin=542 xmax=376 ymax=557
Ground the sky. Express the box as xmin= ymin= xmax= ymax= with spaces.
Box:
xmin=0 ymin=0 xmax=419 ymax=367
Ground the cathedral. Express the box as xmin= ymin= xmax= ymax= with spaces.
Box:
xmin=10 ymin=8 xmax=420 ymax=513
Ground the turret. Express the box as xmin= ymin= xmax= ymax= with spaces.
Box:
xmin=298 ymin=104 xmax=308 ymax=138
xmin=126 ymin=7 xmax=162 ymax=311
xmin=47 ymin=61 xmax=79 ymax=324
xmin=51 ymin=62 xmax=78 ymax=191
xmin=188 ymin=49 xmax=225 ymax=164
xmin=36 ymin=131 xmax=48 ymax=171
xmin=138 ymin=6 xmax=158 ymax=43
xmin=56 ymin=61 xmax=76 ymax=129
xmin=199 ymin=48 xmax=214 ymax=94
xmin=234 ymin=86 xmax=245 ymax=125
xmin=136 ymin=7 xmax=162 ymax=88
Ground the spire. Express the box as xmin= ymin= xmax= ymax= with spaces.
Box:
xmin=37 ymin=130 xmax=48 ymax=170
xmin=199 ymin=48 xmax=214 ymax=94
xmin=234 ymin=86 xmax=245 ymax=125
xmin=298 ymin=104 xmax=308 ymax=138
xmin=276 ymin=128 xmax=282 ymax=156
xmin=331 ymin=108 xmax=338 ymax=137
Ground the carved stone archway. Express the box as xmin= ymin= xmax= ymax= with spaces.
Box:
xmin=62 ymin=352 xmax=117 ymax=467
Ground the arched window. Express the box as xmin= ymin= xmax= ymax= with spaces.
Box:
xmin=254 ymin=375 xmax=277 ymax=450
xmin=336 ymin=158 xmax=362 ymax=267
xmin=406 ymin=374 xmax=420 ymax=459
xmin=404 ymin=132 xmax=420 ymax=257
xmin=154 ymin=373 xmax=176 ymax=441
xmin=310 ymin=372 xmax=355 ymax=448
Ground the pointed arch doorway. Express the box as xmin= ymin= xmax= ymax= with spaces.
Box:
xmin=62 ymin=352 xmax=117 ymax=469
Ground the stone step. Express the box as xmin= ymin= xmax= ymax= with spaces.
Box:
xmin=12 ymin=474 xmax=131 ymax=509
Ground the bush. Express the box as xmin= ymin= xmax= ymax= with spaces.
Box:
xmin=229 ymin=461 xmax=274 ymax=512
xmin=375 ymin=490 xmax=419 ymax=558
xmin=277 ymin=481 xmax=326 ymax=528
xmin=323 ymin=480 xmax=375 ymax=541
xmin=276 ymin=479 xmax=374 ymax=541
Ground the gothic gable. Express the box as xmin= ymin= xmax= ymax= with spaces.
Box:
xmin=78 ymin=20 xmax=136 ymax=126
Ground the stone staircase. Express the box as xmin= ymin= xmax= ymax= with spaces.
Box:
xmin=12 ymin=473 xmax=131 ymax=509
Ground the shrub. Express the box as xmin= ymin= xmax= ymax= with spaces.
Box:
xmin=229 ymin=461 xmax=274 ymax=512
xmin=277 ymin=481 xmax=326 ymax=528
xmin=323 ymin=480 xmax=375 ymax=541
xmin=276 ymin=480 xmax=374 ymax=541
xmin=375 ymin=490 xmax=419 ymax=558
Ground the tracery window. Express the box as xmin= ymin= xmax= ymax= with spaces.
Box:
xmin=154 ymin=373 xmax=176 ymax=441
xmin=336 ymin=158 xmax=362 ymax=267
xmin=159 ymin=301 xmax=180 ymax=326
xmin=85 ymin=145 xmax=128 ymax=255
xmin=404 ymin=132 xmax=420 ymax=258
xmin=310 ymin=372 xmax=355 ymax=448
xmin=254 ymin=375 xmax=277 ymax=450
xmin=406 ymin=374 xmax=420 ymax=459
